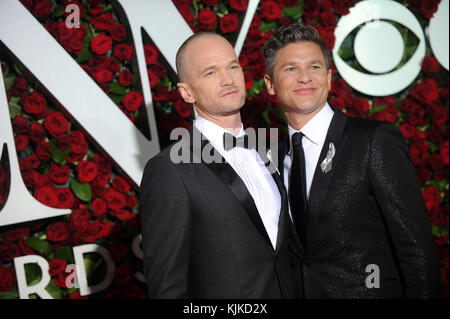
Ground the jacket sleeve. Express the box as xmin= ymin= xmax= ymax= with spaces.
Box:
xmin=368 ymin=122 xmax=442 ymax=298
xmin=139 ymin=153 xmax=192 ymax=298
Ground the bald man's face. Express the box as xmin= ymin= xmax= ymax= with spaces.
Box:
xmin=177 ymin=36 xmax=246 ymax=118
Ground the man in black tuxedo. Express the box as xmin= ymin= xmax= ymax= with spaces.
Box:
xmin=263 ymin=23 xmax=442 ymax=298
xmin=139 ymin=32 xmax=302 ymax=298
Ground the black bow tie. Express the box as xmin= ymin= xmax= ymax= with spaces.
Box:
xmin=223 ymin=132 xmax=255 ymax=151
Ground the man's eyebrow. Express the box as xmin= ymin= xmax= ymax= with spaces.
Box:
xmin=280 ymin=60 xmax=325 ymax=68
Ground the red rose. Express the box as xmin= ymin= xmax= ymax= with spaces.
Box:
xmin=422 ymin=56 xmax=440 ymax=73
xmin=77 ymin=160 xmax=98 ymax=183
xmin=90 ymin=12 xmax=114 ymax=30
xmin=69 ymin=131 xmax=88 ymax=155
xmin=97 ymin=220 xmax=111 ymax=238
xmin=19 ymin=153 xmax=40 ymax=170
xmin=89 ymin=55 xmax=108 ymax=69
xmin=420 ymin=0 xmax=439 ymax=18
xmin=94 ymin=68 xmax=114 ymax=83
xmin=55 ymin=188 xmax=75 ymax=209
xmin=103 ymin=187 xmax=126 ymax=212
xmin=422 ymin=186 xmax=440 ymax=219
xmin=432 ymin=105 xmax=448 ymax=127
xmin=260 ymin=1 xmax=281 ymax=20
xmin=119 ymin=69 xmax=132 ymax=86
xmin=198 ymin=9 xmax=217 ymax=29
xmin=329 ymin=97 xmax=346 ymax=111
xmin=220 ymin=13 xmax=239 ymax=34
xmin=125 ymin=193 xmax=138 ymax=209
xmin=243 ymin=70 xmax=254 ymax=90
xmin=112 ymin=176 xmax=131 ymax=193
xmin=69 ymin=291 xmax=89 ymax=299
xmin=440 ymin=141 xmax=449 ymax=166
xmin=202 ymin=0 xmax=219 ymax=6
xmin=354 ymin=97 xmax=369 ymax=114
xmin=316 ymin=26 xmax=336 ymax=50
xmin=10 ymin=77 xmax=28 ymax=96
xmin=91 ymin=33 xmax=112 ymax=55
xmin=0 ymin=267 xmax=15 ymax=292
xmin=69 ymin=208 xmax=91 ymax=231
xmin=409 ymin=140 xmax=429 ymax=166
xmin=250 ymin=61 xmax=266 ymax=79
xmin=21 ymin=92 xmax=47 ymax=115
xmin=14 ymin=135 xmax=29 ymax=152
xmin=35 ymin=186 xmax=58 ymax=207
xmin=113 ymin=43 xmax=133 ymax=61
xmin=147 ymin=69 xmax=159 ymax=88
xmin=92 ymin=198 xmax=107 ymax=217
xmin=176 ymin=5 xmax=195 ymax=24
xmin=122 ymin=91 xmax=143 ymax=111
xmin=12 ymin=115 xmax=29 ymax=134
xmin=175 ymin=100 xmax=193 ymax=119
xmin=83 ymin=220 xmax=101 ymax=242
xmin=0 ymin=243 xmax=21 ymax=263
xmin=411 ymin=78 xmax=440 ymax=105
xmin=49 ymin=259 xmax=67 ymax=277
xmin=46 ymin=221 xmax=69 ymax=242
xmin=400 ymin=122 xmax=416 ymax=140
xmin=1 ymin=228 xmax=30 ymax=242
xmin=44 ymin=112 xmax=70 ymax=137
xmin=152 ymin=86 xmax=169 ymax=102
xmin=230 ymin=0 xmax=248 ymax=11
xmin=144 ymin=44 xmax=158 ymax=65
xmin=319 ymin=11 xmax=337 ymax=29
xmin=303 ymin=0 xmax=319 ymax=18
xmin=283 ymin=0 xmax=299 ymax=7
xmin=33 ymin=1 xmax=52 ymax=17
xmin=114 ymin=263 xmax=133 ymax=285
xmin=110 ymin=24 xmax=127 ymax=42
xmin=333 ymin=0 xmax=354 ymax=16
xmin=48 ymin=162 xmax=70 ymax=184
xmin=94 ymin=153 xmax=111 ymax=174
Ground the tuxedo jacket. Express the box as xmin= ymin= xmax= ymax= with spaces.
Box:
xmin=139 ymin=127 xmax=303 ymax=298
xmin=278 ymin=108 xmax=442 ymax=299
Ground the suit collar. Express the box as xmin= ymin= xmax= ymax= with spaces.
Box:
xmin=308 ymin=108 xmax=348 ymax=220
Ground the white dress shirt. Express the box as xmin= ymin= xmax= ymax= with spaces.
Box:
xmin=195 ymin=116 xmax=281 ymax=249
xmin=283 ymin=103 xmax=334 ymax=199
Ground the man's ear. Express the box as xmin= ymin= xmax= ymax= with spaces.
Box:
xmin=264 ymin=74 xmax=276 ymax=95
xmin=177 ymin=82 xmax=195 ymax=104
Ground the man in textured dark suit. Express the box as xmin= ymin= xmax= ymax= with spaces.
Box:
xmin=263 ymin=23 xmax=442 ymax=298
xmin=139 ymin=32 xmax=302 ymax=298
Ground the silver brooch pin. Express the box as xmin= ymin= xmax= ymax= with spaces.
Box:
xmin=320 ymin=142 xmax=335 ymax=174
xmin=266 ymin=149 xmax=280 ymax=175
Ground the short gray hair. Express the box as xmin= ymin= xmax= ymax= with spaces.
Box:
xmin=263 ymin=23 xmax=331 ymax=77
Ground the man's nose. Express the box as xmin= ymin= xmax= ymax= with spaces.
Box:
xmin=220 ymin=70 xmax=234 ymax=86
xmin=296 ymin=69 xmax=312 ymax=83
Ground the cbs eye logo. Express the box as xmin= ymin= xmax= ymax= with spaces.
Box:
xmin=332 ymin=0 xmax=448 ymax=97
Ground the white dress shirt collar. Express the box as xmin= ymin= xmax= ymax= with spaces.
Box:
xmin=194 ymin=116 xmax=245 ymax=153
xmin=288 ymin=103 xmax=334 ymax=153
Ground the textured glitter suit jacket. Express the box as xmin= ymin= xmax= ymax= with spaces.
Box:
xmin=278 ymin=108 xmax=442 ymax=299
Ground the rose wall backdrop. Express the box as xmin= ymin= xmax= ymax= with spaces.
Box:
xmin=0 ymin=0 xmax=448 ymax=298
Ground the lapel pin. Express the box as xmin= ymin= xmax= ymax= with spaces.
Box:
xmin=266 ymin=149 xmax=280 ymax=175
xmin=320 ymin=142 xmax=335 ymax=174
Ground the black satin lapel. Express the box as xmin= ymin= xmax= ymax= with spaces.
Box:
xmin=308 ymin=109 xmax=348 ymax=218
xmin=206 ymin=160 xmax=273 ymax=248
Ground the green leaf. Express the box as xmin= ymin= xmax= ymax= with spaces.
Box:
xmin=8 ymin=96 xmax=22 ymax=118
xmin=371 ymin=104 xmax=387 ymax=114
xmin=440 ymin=225 xmax=449 ymax=236
xmin=0 ymin=287 xmax=19 ymax=299
xmin=338 ymin=47 xmax=355 ymax=60
xmin=24 ymin=263 xmax=42 ymax=286
xmin=109 ymin=93 xmax=124 ymax=105
xmin=427 ymin=141 xmax=438 ymax=153
xmin=53 ymin=246 xmax=74 ymax=263
xmin=431 ymin=225 xmax=440 ymax=237
xmin=49 ymin=140 xmax=70 ymax=165
xmin=46 ymin=279 xmax=62 ymax=299
xmin=70 ymin=178 xmax=92 ymax=202
xmin=282 ymin=5 xmax=304 ymax=20
xmin=109 ymin=82 xmax=127 ymax=95
xmin=259 ymin=21 xmax=277 ymax=33
xmin=247 ymin=78 xmax=266 ymax=99
xmin=25 ymin=237 xmax=52 ymax=256
xmin=52 ymin=5 xmax=65 ymax=18
xmin=3 ymin=73 xmax=15 ymax=91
